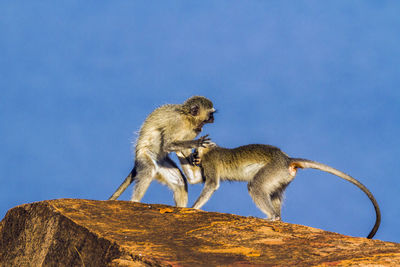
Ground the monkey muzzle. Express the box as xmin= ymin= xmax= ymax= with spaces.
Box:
xmin=204 ymin=112 xmax=214 ymax=123
xmin=195 ymin=113 xmax=214 ymax=133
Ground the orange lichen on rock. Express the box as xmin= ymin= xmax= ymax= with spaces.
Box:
xmin=0 ymin=199 xmax=399 ymax=266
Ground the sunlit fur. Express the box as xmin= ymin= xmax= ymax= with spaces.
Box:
xmin=108 ymin=96 xmax=215 ymax=207
xmin=185 ymin=143 xmax=381 ymax=239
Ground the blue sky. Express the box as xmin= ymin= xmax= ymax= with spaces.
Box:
xmin=1 ymin=1 xmax=399 ymax=242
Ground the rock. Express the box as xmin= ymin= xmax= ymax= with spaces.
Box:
xmin=0 ymin=199 xmax=399 ymax=266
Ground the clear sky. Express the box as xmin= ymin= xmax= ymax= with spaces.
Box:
xmin=1 ymin=1 xmax=399 ymax=243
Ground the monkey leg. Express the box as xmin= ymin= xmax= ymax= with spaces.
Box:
xmin=168 ymin=183 xmax=188 ymax=207
xmin=157 ymin=157 xmax=188 ymax=207
xmin=176 ymin=150 xmax=204 ymax=185
xmin=270 ymin=192 xmax=284 ymax=221
xmin=248 ymin=181 xmax=277 ymax=220
xmin=130 ymin=159 xmax=157 ymax=202
xmin=248 ymin=167 xmax=289 ymax=220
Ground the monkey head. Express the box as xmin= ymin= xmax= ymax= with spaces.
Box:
xmin=182 ymin=96 xmax=216 ymax=133
xmin=196 ymin=141 xmax=217 ymax=156
xmin=192 ymin=141 xmax=218 ymax=166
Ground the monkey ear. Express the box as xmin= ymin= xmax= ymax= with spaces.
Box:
xmin=190 ymin=105 xmax=200 ymax=116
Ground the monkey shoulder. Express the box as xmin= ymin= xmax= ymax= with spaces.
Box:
xmin=135 ymin=107 xmax=176 ymax=152
xmin=200 ymin=146 xmax=224 ymax=161
xmin=142 ymin=105 xmax=185 ymax=131
xmin=146 ymin=104 xmax=180 ymax=121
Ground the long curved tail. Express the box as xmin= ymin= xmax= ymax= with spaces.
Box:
xmin=108 ymin=167 xmax=136 ymax=200
xmin=290 ymin=158 xmax=381 ymax=239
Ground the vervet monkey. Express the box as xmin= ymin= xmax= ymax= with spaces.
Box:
xmin=182 ymin=143 xmax=380 ymax=239
xmin=108 ymin=96 xmax=215 ymax=207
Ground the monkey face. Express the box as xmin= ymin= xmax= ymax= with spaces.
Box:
xmin=204 ymin=110 xmax=215 ymax=123
xmin=183 ymin=96 xmax=215 ymax=132
xmin=194 ymin=109 xmax=215 ymax=133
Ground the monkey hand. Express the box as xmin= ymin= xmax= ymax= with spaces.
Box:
xmin=190 ymin=150 xmax=202 ymax=166
xmin=196 ymin=134 xmax=212 ymax=148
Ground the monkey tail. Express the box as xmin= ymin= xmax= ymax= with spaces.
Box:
xmin=290 ymin=158 xmax=381 ymax=239
xmin=108 ymin=167 xmax=137 ymax=200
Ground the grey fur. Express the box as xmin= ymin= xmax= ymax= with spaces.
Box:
xmin=108 ymin=96 xmax=215 ymax=207
xmin=185 ymin=144 xmax=380 ymax=239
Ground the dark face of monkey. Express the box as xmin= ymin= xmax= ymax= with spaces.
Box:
xmin=184 ymin=96 xmax=215 ymax=133
xmin=204 ymin=110 xmax=215 ymax=123
xmin=194 ymin=110 xmax=214 ymax=133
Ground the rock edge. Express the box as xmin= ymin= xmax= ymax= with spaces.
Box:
xmin=1 ymin=199 xmax=399 ymax=266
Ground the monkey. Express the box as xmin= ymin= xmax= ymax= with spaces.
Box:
xmin=182 ymin=143 xmax=381 ymax=239
xmin=108 ymin=96 xmax=216 ymax=208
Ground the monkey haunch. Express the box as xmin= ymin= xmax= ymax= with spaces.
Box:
xmin=187 ymin=144 xmax=381 ymax=239
xmin=108 ymin=96 xmax=215 ymax=207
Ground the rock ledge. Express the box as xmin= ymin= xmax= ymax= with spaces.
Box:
xmin=0 ymin=199 xmax=399 ymax=266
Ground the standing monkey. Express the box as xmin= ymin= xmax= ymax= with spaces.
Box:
xmin=108 ymin=96 xmax=215 ymax=207
xmin=184 ymin=143 xmax=381 ymax=239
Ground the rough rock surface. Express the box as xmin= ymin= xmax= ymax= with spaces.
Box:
xmin=0 ymin=199 xmax=399 ymax=266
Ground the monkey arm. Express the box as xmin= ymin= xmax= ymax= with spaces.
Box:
xmin=191 ymin=149 xmax=202 ymax=166
xmin=192 ymin=179 xmax=220 ymax=209
xmin=176 ymin=150 xmax=204 ymax=184
xmin=164 ymin=135 xmax=211 ymax=153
